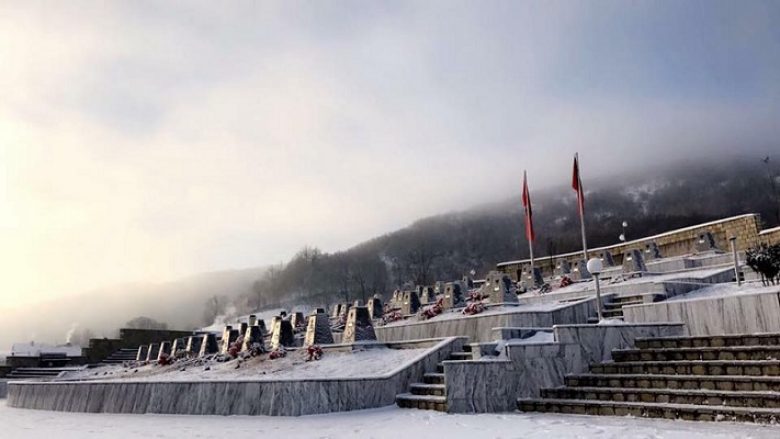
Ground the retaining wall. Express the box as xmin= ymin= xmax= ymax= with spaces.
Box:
xmin=7 ymin=337 xmax=464 ymax=416
xmin=623 ymin=289 xmax=780 ymax=336
xmin=375 ymin=299 xmax=597 ymax=343
xmin=444 ymin=323 xmax=686 ymax=413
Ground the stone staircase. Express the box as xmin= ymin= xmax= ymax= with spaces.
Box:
xmin=6 ymin=367 xmax=82 ymax=380
xmin=395 ymin=345 xmax=474 ymax=412
xmin=101 ymin=348 xmax=140 ymax=365
xmin=518 ymin=333 xmax=780 ymax=423
xmin=601 ymin=293 xmax=664 ymax=320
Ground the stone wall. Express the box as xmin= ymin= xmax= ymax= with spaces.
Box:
xmin=760 ymin=226 xmax=780 ymax=245
xmin=623 ymin=290 xmax=780 ymax=336
xmin=444 ymin=323 xmax=686 ymax=413
xmin=0 ymin=380 xmax=7 ymax=399
xmin=498 ymin=214 xmax=762 ymax=281
xmin=375 ymin=299 xmax=597 ymax=343
xmin=7 ymin=337 xmax=465 ymax=416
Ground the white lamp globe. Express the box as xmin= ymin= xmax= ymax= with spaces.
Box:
xmin=587 ymin=257 xmax=603 ymax=275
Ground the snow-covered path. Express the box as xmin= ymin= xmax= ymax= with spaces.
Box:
xmin=2 ymin=402 xmax=778 ymax=438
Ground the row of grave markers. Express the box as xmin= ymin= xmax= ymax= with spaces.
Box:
xmin=134 ymin=305 xmax=381 ymax=363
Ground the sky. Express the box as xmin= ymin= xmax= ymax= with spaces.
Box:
xmin=1 ymin=1 xmax=779 ymax=309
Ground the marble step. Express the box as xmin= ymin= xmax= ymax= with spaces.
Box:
xmin=566 ymin=373 xmax=780 ymax=392
xmin=591 ymin=360 xmax=780 ymax=376
xmin=396 ymin=393 xmax=447 ymax=412
xmin=410 ymin=383 xmax=446 ymax=396
xmin=517 ymin=398 xmax=780 ymax=423
xmin=423 ymin=373 xmax=445 ymax=384
xmin=601 ymin=308 xmax=625 ymax=318
xmin=635 ymin=333 xmax=780 ymax=350
xmin=541 ymin=386 xmax=780 ymax=408
xmin=613 ymin=346 xmax=780 ymax=362
xmin=604 ymin=300 xmax=643 ymax=309
xmin=448 ymin=351 xmax=473 ymax=360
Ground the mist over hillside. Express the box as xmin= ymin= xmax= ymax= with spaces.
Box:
xmin=245 ymin=156 xmax=780 ymax=311
xmin=1 ymin=156 xmax=777 ymax=349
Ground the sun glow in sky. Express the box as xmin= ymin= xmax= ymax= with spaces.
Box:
xmin=1 ymin=1 xmax=779 ymax=309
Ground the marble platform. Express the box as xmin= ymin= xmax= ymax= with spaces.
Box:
xmin=443 ymin=322 xmax=686 ymax=413
xmin=7 ymin=337 xmax=465 ymax=416
xmin=375 ymin=298 xmax=598 ymax=343
xmin=623 ymin=289 xmax=780 ymax=336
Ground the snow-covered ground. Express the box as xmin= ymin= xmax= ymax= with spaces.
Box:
xmin=666 ymin=282 xmax=780 ymax=302
xmin=58 ymin=346 xmax=428 ymax=382
xmin=382 ymin=302 xmax=565 ymax=328
xmin=1 ymin=403 xmax=778 ymax=439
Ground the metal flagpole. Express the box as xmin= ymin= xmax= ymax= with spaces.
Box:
xmin=524 ymin=170 xmax=535 ymax=286
xmin=576 ymin=153 xmax=589 ymax=262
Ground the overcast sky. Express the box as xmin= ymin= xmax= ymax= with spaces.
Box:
xmin=1 ymin=1 xmax=779 ymax=308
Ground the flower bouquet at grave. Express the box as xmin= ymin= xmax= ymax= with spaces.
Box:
xmin=305 ymin=345 xmax=323 ymax=361
xmin=269 ymin=347 xmax=287 ymax=360
xmin=467 ymin=290 xmax=487 ymax=302
xmin=158 ymin=352 xmax=172 ymax=366
xmin=419 ymin=298 xmax=444 ymax=320
xmin=227 ymin=336 xmax=244 ymax=359
xmin=558 ymin=276 xmax=573 ymax=288
xmin=382 ymin=310 xmax=403 ymax=325
xmin=462 ymin=301 xmax=485 ymax=316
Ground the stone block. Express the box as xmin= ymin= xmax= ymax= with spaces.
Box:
xmin=270 ymin=317 xmax=295 ymax=349
xmin=135 ymin=345 xmax=148 ymax=362
xmin=241 ymin=325 xmax=265 ymax=352
xmin=220 ymin=329 xmax=240 ymax=354
xmin=342 ymin=306 xmax=377 ymax=343
xmin=304 ymin=311 xmax=334 ymax=346
xmin=481 ymin=271 xmax=518 ymax=303
xmin=622 ymin=249 xmax=647 ymax=273
xmin=367 ymin=297 xmax=383 ymax=320
xmin=442 ymin=281 xmax=465 ymax=309
xmin=157 ymin=341 xmax=172 ymax=361
xmin=146 ymin=343 xmax=160 ymax=362
xmin=198 ymin=334 xmax=219 ymax=357
xmin=185 ymin=336 xmax=203 ymax=354
xmin=401 ymin=290 xmax=421 ymax=315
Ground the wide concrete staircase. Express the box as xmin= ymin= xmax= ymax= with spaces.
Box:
xmin=601 ymin=293 xmax=665 ymax=320
xmin=6 ymin=367 xmax=84 ymax=380
xmin=518 ymin=333 xmax=780 ymax=423
xmin=101 ymin=348 xmax=140 ymax=365
xmin=395 ymin=345 xmax=474 ymax=412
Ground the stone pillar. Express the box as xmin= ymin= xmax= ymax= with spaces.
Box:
xmin=270 ymin=316 xmax=295 ymax=350
xmin=419 ymin=286 xmax=435 ymax=305
xmin=574 ymin=260 xmax=592 ymax=280
xmin=248 ymin=314 xmax=257 ymax=326
xmin=622 ymin=249 xmax=647 ymax=273
xmin=291 ymin=312 xmax=306 ymax=329
xmin=442 ymin=281 xmax=464 ymax=309
xmin=185 ymin=336 xmax=203 ymax=354
xmin=304 ymin=310 xmax=334 ymax=346
xmin=482 ymin=271 xmax=518 ymax=304
xmin=256 ymin=319 xmax=267 ymax=337
xmin=171 ymin=338 xmax=186 ymax=355
xmin=401 ymin=290 xmax=421 ymax=315
xmin=330 ymin=303 xmax=342 ymax=319
xmin=695 ymin=231 xmax=721 ymax=253
xmin=645 ymin=241 xmax=663 ymax=260
xmin=157 ymin=341 xmax=172 ymax=361
xmin=367 ymin=297 xmax=383 ymax=319
xmin=600 ymin=251 xmax=615 ymax=267
xmin=462 ymin=276 xmax=474 ymax=289
xmin=221 ymin=329 xmax=240 ymax=354
xmin=146 ymin=343 xmax=160 ymax=362
xmin=342 ymin=306 xmax=377 ymax=343
xmin=434 ymin=281 xmax=445 ymax=295
xmin=198 ymin=333 xmax=219 ymax=357
xmin=135 ymin=345 xmax=149 ymax=362
xmin=556 ymin=260 xmax=571 ymax=277
xmin=239 ymin=322 xmax=248 ymax=336
xmin=241 ymin=325 xmax=265 ymax=352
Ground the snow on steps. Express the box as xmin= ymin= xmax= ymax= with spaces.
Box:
xmin=519 ymin=332 xmax=780 ymax=423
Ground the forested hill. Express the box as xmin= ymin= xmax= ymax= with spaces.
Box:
xmin=244 ymin=157 xmax=780 ymax=313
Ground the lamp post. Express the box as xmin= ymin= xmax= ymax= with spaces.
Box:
xmin=729 ymin=236 xmax=742 ymax=287
xmin=619 ymin=221 xmax=628 ymax=242
xmin=587 ymin=257 xmax=604 ymax=321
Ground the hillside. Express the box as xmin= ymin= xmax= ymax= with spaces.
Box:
xmin=246 ymin=157 xmax=780 ymax=310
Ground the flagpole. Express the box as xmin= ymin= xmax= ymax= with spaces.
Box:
xmin=576 ymin=153 xmax=589 ymax=262
xmin=523 ymin=170 xmax=535 ymax=285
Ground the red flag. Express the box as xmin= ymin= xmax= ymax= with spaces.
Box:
xmin=522 ymin=171 xmax=535 ymax=242
xmin=572 ymin=154 xmax=585 ymax=218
